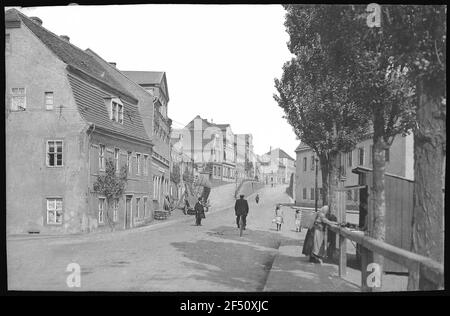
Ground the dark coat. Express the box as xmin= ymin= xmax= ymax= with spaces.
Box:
xmin=234 ymin=198 xmax=249 ymax=216
xmin=195 ymin=202 xmax=205 ymax=218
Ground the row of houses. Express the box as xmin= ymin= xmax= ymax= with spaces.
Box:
xmin=171 ymin=115 xmax=258 ymax=187
xmin=5 ymin=9 xmax=174 ymax=234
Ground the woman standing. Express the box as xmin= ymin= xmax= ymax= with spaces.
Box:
xmin=274 ymin=205 xmax=284 ymax=231
xmin=295 ymin=209 xmax=302 ymax=232
xmin=302 ymin=205 xmax=337 ymax=263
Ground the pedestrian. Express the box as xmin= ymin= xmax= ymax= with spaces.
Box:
xmin=255 ymin=194 xmax=260 ymax=204
xmin=234 ymin=194 xmax=249 ymax=230
xmin=295 ymin=209 xmax=302 ymax=232
xmin=273 ymin=205 xmax=284 ymax=231
xmin=302 ymin=205 xmax=337 ymax=264
xmin=194 ymin=197 xmax=205 ymax=226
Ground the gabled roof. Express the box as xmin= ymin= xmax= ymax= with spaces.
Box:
xmin=10 ymin=9 xmax=134 ymax=102
xmin=121 ymin=71 xmax=165 ymax=85
xmin=6 ymin=9 xmax=151 ymax=144
xmin=265 ymin=148 xmax=295 ymax=161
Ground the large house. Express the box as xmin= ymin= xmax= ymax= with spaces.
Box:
xmin=5 ymin=9 xmax=154 ymax=234
xmin=258 ymin=148 xmax=296 ymax=186
xmin=121 ymin=71 xmax=172 ymax=209
xmin=294 ymin=133 xmax=414 ymax=208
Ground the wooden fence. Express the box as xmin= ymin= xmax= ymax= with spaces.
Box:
xmin=327 ymin=224 xmax=444 ymax=291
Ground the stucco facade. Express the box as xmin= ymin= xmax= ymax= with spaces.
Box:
xmin=5 ymin=10 xmax=153 ymax=234
xmin=294 ymin=133 xmax=414 ymax=207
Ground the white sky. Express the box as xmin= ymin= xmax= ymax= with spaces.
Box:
xmin=16 ymin=4 xmax=298 ymax=158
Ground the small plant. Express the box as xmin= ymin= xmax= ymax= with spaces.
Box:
xmin=93 ymin=158 xmax=128 ymax=231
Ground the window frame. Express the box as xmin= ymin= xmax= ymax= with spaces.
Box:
xmin=11 ymin=87 xmax=26 ymax=111
xmin=303 ymin=157 xmax=307 ymax=172
xmin=44 ymin=91 xmax=54 ymax=110
xmin=98 ymin=197 xmax=106 ymax=224
xmin=99 ymin=144 xmax=106 ymax=171
xmin=46 ymin=197 xmax=63 ymax=225
xmin=348 ymin=151 xmax=353 ymax=167
xmin=385 ymin=148 xmax=390 ymax=162
xmin=136 ymin=153 xmax=141 ymax=175
xmin=114 ymin=148 xmax=120 ymax=173
xmin=358 ymin=147 xmax=365 ymax=166
xmin=136 ymin=197 xmax=141 ymax=218
xmin=303 ymin=188 xmax=307 ymax=200
xmin=112 ymin=198 xmax=119 ymax=222
xmin=46 ymin=140 xmax=64 ymax=167
xmin=143 ymin=196 xmax=148 ymax=217
xmin=311 ymin=156 xmax=315 ymax=171
xmin=143 ymin=154 xmax=149 ymax=176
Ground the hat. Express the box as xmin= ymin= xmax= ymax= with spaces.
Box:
xmin=239 ymin=194 xmax=244 ymax=198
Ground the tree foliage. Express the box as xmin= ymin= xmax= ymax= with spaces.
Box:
xmin=93 ymin=158 xmax=128 ymax=230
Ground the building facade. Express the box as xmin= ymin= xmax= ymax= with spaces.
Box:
xmin=258 ymin=148 xmax=296 ymax=186
xmin=294 ymin=133 xmax=414 ymax=208
xmin=122 ymin=71 xmax=172 ymax=209
xmin=5 ymin=9 xmax=154 ymax=234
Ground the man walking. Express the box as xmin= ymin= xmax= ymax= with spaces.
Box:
xmin=234 ymin=194 xmax=249 ymax=230
xmin=195 ymin=197 xmax=205 ymax=226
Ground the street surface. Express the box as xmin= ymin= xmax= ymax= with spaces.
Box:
xmin=7 ymin=185 xmax=357 ymax=292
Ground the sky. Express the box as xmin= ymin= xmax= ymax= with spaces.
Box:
xmin=15 ymin=4 xmax=298 ymax=159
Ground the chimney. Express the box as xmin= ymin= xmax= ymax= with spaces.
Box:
xmin=109 ymin=62 xmax=117 ymax=68
xmin=60 ymin=35 xmax=70 ymax=42
xmin=30 ymin=17 xmax=43 ymax=26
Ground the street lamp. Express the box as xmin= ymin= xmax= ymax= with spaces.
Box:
xmin=315 ymin=157 xmax=319 ymax=212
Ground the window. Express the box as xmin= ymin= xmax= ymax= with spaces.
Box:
xmin=319 ymin=188 xmax=324 ymax=200
xmin=310 ymin=188 xmax=315 ymax=200
xmin=113 ymin=148 xmax=120 ymax=172
xmin=11 ymin=87 xmax=26 ymax=111
xmin=354 ymin=189 xmax=359 ymax=202
xmin=303 ymin=188 xmax=307 ymax=200
xmin=98 ymin=198 xmax=105 ymax=224
xmin=348 ymin=151 xmax=353 ymax=167
xmin=347 ymin=190 xmax=353 ymax=201
xmin=136 ymin=197 xmax=141 ymax=218
xmin=45 ymin=92 xmax=54 ymax=110
xmin=113 ymin=199 xmax=119 ymax=222
xmin=358 ymin=147 xmax=365 ymax=166
xmin=144 ymin=197 xmax=148 ymax=217
xmin=46 ymin=198 xmax=63 ymax=225
xmin=47 ymin=140 xmax=63 ymax=167
xmin=303 ymin=157 xmax=307 ymax=172
xmin=127 ymin=152 xmax=132 ymax=173
xmin=385 ymin=148 xmax=390 ymax=162
xmin=99 ymin=144 xmax=105 ymax=170
xmin=143 ymin=154 xmax=148 ymax=176
xmin=311 ymin=156 xmax=315 ymax=170
xmin=110 ymin=99 xmax=123 ymax=124
xmin=136 ymin=153 xmax=141 ymax=175
xmin=5 ymin=33 xmax=11 ymax=53
xmin=370 ymin=145 xmax=373 ymax=164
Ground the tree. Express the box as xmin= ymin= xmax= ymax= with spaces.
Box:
xmin=171 ymin=164 xmax=181 ymax=185
xmin=93 ymin=159 xmax=128 ymax=231
xmin=275 ymin=6 xmax=371 ymax=215
xmin=380 ymin=5 xmax=446 ymax=289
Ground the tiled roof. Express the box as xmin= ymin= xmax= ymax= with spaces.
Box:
xmin=265 ymin=148 xmax=295 ymax=161
xmin=68 ymin=73 xmax=150 ymax=143
xmin=121 ymin=71 xmax=165 ymax=85
xmin=12 ymin=9 xmax=134 ymax=101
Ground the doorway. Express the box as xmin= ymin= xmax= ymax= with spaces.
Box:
xmin=125 ymin=195 xmax=133 ymax=229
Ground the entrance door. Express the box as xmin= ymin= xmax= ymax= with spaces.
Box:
xmin=125 ymin=195 xmax=132 ymax=229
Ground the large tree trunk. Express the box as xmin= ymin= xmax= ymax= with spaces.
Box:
xmin=328 ymin=152 xmax=340 ymax=216
xmin=409 ymin=82 xmax=445 ymax=290
xmin=319 ymin=154 xmax=329 ymax=206
xmin=369 ymin=123 xmax=388 ymax=291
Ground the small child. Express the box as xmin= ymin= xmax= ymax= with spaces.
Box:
xmin=295 ymin=209 xmax=302 ymax=232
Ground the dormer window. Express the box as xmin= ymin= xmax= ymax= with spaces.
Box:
xmin=108 ymin=97 xmax=123 ymax=124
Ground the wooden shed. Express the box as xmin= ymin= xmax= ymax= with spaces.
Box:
xmin=352 ymin=166 xmax=414 ymax=273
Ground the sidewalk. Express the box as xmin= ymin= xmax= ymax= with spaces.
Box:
xmin=8 ymin=183 xmax=264 ymax=242
xmin=262 ymin=204 xmax=360 ymax=292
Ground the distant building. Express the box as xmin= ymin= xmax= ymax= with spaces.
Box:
xmin=259 ymin=148 xmax=296 ymax=185
xmin=5 ymin=9 xmax=153 ymax=234
xmin=294 ymin=133 xmax=414 ymax=208
xmin=122 ymin=71 xmax=171 ymax=209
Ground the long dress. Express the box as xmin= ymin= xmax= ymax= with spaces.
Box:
xmin=302 ymin=212 xmax=326 ymax=258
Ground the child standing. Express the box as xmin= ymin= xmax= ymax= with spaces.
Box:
xmin=295 ymin=209 xmax=302 ymax=232
xmin=274 ymin=205 xmax=284 ymax=231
